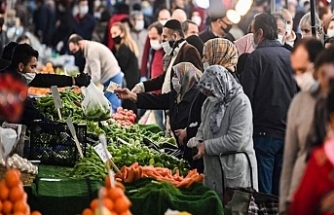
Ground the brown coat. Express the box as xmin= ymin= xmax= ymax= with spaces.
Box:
xmin=143 ymin=42 xmax=203 ymax=92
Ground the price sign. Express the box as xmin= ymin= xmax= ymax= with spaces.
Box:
xmin=93 ymin=143 xmax=112 ymax=163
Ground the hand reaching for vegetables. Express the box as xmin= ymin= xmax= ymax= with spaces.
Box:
xmin=175 ymin=129 xmax=187 ymax=146
xmin=114 ymin=88 xmax=138 ymax=102
xmin=74 ymin=73 xmax=91 ymax=87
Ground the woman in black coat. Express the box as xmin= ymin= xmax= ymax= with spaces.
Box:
xmin=111 ymin=22 xmax=140 ymax=113
xmin=115 ymin=62 xmax=206 ymax=172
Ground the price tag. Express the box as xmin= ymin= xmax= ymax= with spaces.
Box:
xmin=93 ymin=143 xmax=112 ymax=163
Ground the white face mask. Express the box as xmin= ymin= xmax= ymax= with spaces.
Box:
xmin=172 ymin=77 xmax=181 ymax=93
xmin=135 ymin=20 xmax=145 ymax=31
xmin=328 ymin=29 xmax=334 ymax=38
xmin=161 ymin=41 xmax=173 ymax=55
xmin=208 ymin=96 xmax=219 ymax=103
xmin=295 ymin=72 xmax=316 ymax=91
xmin=191 ymin=16 xmax=202 ymax=26
xmin=150 ymin=39 xmax=162 ymax=50
xmin=79 ymin=5 xmax=89 ymax=16
xmin=159 ymin=20 xmax=168 ymax=26
xmin=94 ymin=12 xmax=101 ymax=19
xmin=286 ymin=24 xmax=292 ymax=37
xmin=277 ymin=34 xmax=284 ymax=44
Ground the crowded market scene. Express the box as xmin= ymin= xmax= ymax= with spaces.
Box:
xmin=0 ymin=0 xmax=333 ymax=214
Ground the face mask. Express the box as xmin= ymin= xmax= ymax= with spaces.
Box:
xmin=328 ymin=29 xmax=334 ymax=38
xmin=208 ymin=96 xmax=219 ymax=103
xmin=286 ymin=24 xmax=292 ymax=37
xmin=295 ymin=72 xmax=316 ymax=91
xmin=191 ymin=16 xmax=202 ymax=26
xmin=159 ymin=20 xmax=168 ymax=26
xmin=277 ymin=34 xmax=284 ymax=44
xmin=134 ymin=20 xmax=145 ymax=31
xmin=79 ymin=5 xmax=89 ymax=16
xmin=150 ymin=39 xmax=162 ymax=50
xmin=221 ymin=20 xmax=233 ymax=33
xmin=112 ymin=35 xmax=122 ymax=44
xmin=172 ymin=77 xmax=181 ymax=93
xmin=94 ymin=12 xmax=101 ymax=20
xmin=161 ymin=41 xmax=173 ymax=55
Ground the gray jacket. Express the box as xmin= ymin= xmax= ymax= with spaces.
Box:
xmin=196 ymin=93 xmax=258 ymax=200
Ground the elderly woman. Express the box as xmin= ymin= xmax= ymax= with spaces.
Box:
xmin=188 ymin=65 xmax=258 ymax=201
xmin=202 ymin=38 xmax=239 ymax=80
xmin=299 ymin=12 xmax=322 ymax=38
xmin=115 ymin=62 xmax=206 ymax=171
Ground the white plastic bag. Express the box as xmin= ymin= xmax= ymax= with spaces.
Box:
xmin=81 ymin=82 xmax=112 ymax=120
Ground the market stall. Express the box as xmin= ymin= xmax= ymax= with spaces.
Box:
xmin=0 ymin=85 xmax=224 ymax=215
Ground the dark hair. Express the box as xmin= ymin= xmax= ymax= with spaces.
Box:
xmin=253 ymin=13 xmax=278 ymax=40
xmin=1 ymin=42 xmax=18 ymax=61
xmin=16 ymin=35 xmax=30 ymax=44
xmin=186 ymin=35 xmax=203 ymax=57
xmin=314 ymin=45 xmax=334 ymax=77
xmin=181 ymin=20 xmax=197 ymax=34
xmin=305 ymin=78 xmax=334 ymax=161
xmin=209 ymin=16 xmax=223 ymax=23
xmin=68 ymin=34 xmax=84 ymax=45
xmin=11 ymin=44 xmax=39 ymax=66
xmin=324 ymin=36 xmax=334 ymax=46
xmin=292 ymin=38 xmax=324 ymax=63
xmin=148 ymin=21 xmax=163 ymax=35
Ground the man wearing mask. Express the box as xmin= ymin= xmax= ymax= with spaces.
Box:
xmin=0 ymin=44 xmax=91 ymax=126
xmin=280 ymin=38 xmax=324 ymax=214
xmin=273 ymin=12 xmax=296 ymax=51
xmin=73 ymin=0 xmax=96 ymax=40
xmin=199 ymin=15 xmax=235 ymax=43
xmin=181 ymin=20 xmax=199 ymax=37
xmin=68 ymin=34 xmax=123 ymax=112
xmin=130 ymin=10 xmax=147 ymax=71
xmin=132 ymin=19 xmax=202 ymax=93
xmin=240 ymin=13 xmax=297 ymax=195
xmin=281 ymin=9 xmax=302 ymax=49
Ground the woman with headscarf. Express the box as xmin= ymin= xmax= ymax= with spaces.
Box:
xmin=202 ymin=38 xmax=239 ymax=80
xmin=115 ymin=62 xmax=206 ymax=171
xmin=187 ymin=65 xmax=258 ymax=201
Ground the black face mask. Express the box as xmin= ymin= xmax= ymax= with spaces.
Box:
xmin=74 ymin=49 xmax=84 ymax=58
xmin=112 ymin=35 xmax=122 ymax=44
xmin=221 ymin=20 xmax=233 ymax=34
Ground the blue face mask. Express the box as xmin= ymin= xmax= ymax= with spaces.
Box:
xmin=142 ymin=7 xmax=153 ymax=17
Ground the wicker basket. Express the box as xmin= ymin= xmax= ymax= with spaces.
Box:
xmin=0 ymin=166 xmax=36 ymax=187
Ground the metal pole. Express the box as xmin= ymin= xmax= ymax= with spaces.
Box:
xmin=271 ymin=0 xmax=276 ymax=13
xmin=166 ymin=0 xmax=170 ymax=10
xmin=310 ymin=0 xmax=316 ymax=37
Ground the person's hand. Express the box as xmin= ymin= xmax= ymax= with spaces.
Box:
xmin=131 ymin=84 xmax=143 ymax=93
xmin=114 ymin=88 xmax=137 ymax=102
xmin=175 ymin=128 xmax=187 ymax=145
xmin=74 ymin=73 xmax=91 ymax=87
xmin=193 ymin=142 xmax=205 ymax=160
xmin=187 ymin=137 xmax=200 ymax=148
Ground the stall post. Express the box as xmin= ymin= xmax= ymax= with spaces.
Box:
xmin=310 ymin=0 xmax=317 ymax=37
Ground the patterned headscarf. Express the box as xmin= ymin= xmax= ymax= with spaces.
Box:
xmin=172 ymin=62 xmax=202 ymax=103
xmin=198 ymin=65 xmax=243 ymax=134
xmin=202 ymin=38 xmax=238 ymax=72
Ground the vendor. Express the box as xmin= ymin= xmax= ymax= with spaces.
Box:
xmin=115 ymin=62 xmax=206 ymax=172
xmin=0 ymin=44 xmax=90 ymax=126
xmin=68 ymin=34 xmax=123 ymax=112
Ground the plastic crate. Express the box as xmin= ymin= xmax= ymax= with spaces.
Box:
xmin=25 ymin=120 xmax=87 ymax=167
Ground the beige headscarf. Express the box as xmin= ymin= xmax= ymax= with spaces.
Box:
xmin=203 ymin=38 xmax=239 ymax=72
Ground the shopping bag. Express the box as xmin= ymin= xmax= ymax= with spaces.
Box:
xmin=81 ymin=82 xmax=111 ymax=120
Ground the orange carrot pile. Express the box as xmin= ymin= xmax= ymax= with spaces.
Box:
xmin=0 ymin=169 xmax=42 ymax=215
xmin=115 ymin=162 xmax=203 ymax=188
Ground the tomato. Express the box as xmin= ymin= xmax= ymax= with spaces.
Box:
xmin=117 ymin=107 xmax=123 ymax=112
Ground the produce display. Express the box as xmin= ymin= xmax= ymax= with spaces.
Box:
xmin=115 ymin=162 xmax=203 ymax=187
xmin=111 ymin=107 xmax=136 ymax=126
xmin=0 ymin=169 xmax=42 ymax=215
xmin=1 ymin=154 xmax=38 ymax=175
xmin=82 ymin=176 xmax=132 ymax=215
xmin=84 ymin=104 xmax=111 ymax=121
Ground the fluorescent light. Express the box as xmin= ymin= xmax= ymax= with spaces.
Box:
xmin=235 ymin=0 xmax=253 ymax=16
xmin=193 ymin=0 xmax=210 ymax=9
xmin=226 ymin=9 xmax=241 ymax=24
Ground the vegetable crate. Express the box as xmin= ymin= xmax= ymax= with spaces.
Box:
xmin=25 ymin=121 xmax=87 ymax=167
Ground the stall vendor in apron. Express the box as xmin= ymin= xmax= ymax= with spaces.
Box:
xmin=68 ymin=34 xmax=123 ymax=112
